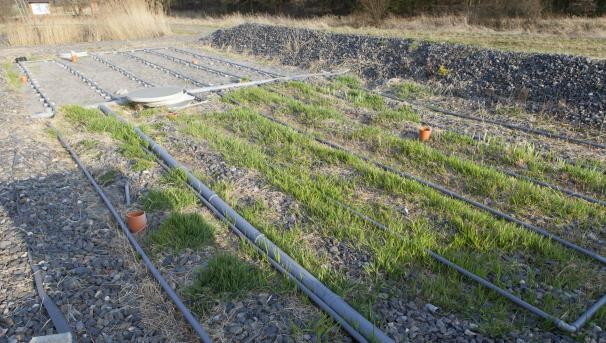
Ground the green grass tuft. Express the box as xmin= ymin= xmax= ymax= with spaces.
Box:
xmin=395 ymin=80 xmax=432 ymax=99
xmin=142 ymin=169 xmax=198 ymax=211
xmin=3 ymin=63 xmax=21 ymax=90
xmin=62 ymin=105 xmax=154 ymax=171
xmin=189 ymin=253 xmax=265 ymax=294
xmin=148 ymin=212 xmax=214 ymax=251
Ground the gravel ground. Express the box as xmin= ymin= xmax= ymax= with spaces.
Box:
xmin=163 ymin=48 xmax=277 ymax=80
xmin=131 ymin=50 xmax=240 ymax=85
xmin=210 ymin=24 xmax=606 ymax=127
xmin=64 ymin=57 xmax=143 ymax=96
xmin=23 ymin=61 xmax=106 ymax=108
xmin=0 ymin=67 xmax=196 ymax=342
xmin=136 ymin=102 xmax=606 ymax=343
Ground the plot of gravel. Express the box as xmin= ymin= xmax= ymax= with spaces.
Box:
xmin=164 ymin=48 xmax=280 ymax=80
xmin=0 ymin=69 xmax=199 ymax=342
xmin=23 ymin=61 xmax=106 ymax=107
xmin=66 ymin=57 xmax=143 ymax=96
xmin=101 ymin=53 xmax=193 ymax=89
xmin=132 ymin=50 xmax=240 ymax=86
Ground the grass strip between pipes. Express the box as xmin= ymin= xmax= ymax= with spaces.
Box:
xmin=59 ymin=105 xmax=373 ymax=340
xmin=284 ymin=76 xmax=606 ymax=198
xmin=224 ymin=84 xmax=606 ymax=251
xmin=172 ymin=106 xmax=606 ymax=335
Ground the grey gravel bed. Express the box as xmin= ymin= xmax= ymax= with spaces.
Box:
xmin=67 ymin=57 xmax=143 ymax=96
xmin=23 ymin=61 xmax=105 ymax=107
xmin=0 ymin=71 xmax=196 ymax=342
xmin=163 ymin=48 xmax=278 ymax=80
xmin=133 ymin=50 xmax=240 ymax=86
xmin=101 ymin=53 xmax=192 ymax=89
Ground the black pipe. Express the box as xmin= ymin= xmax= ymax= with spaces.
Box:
xmin=244 ymin=108 xmax=606 ymax=265
xmin=51 ymin=126 xmax=213 ymax=343
xmin=381 ymin=93 xmax=606 ymax=150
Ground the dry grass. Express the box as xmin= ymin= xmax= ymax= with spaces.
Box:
xmin=172 ymin=13 xmax=606 ymax=58
xmin=2 ymin=0 xmax=171 ymax=47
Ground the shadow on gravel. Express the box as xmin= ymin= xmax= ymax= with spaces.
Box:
xmin=0 ymin=169 xmax=167 ymax=342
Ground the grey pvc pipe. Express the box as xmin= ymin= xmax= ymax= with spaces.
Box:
xmin=169 ymin=47 xmax=283 ymax=78
xmin=249 ymin=110 xmax=606 ymax=266
xmin=52 ymin=126 xmax=213 ymax=343
xmin=149 ymin=152 xmax=370 ymax=343
xmin=381 ymin=93 xmax=606 ymax=150
xmin=28 ymin=250 xmax=73 ymax=337
xmin=99 ymin=104 xmax=393 ymax=343
xmin=122 ymin=52 xmax=210 ymax=87
xmin=144 ymin=49 xmax=242 ymax=79
xmin=326 ymin=188 xmax=603 ymax=333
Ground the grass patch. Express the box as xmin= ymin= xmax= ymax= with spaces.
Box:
xmin=395 ymin=80 xmax=432 ymax=99
xmin=143 ymin=168 xmax=198 ymax=211
xmin=188 ymin=253 xmax=265 ymax=294
xmin=148 ymin=212 xmax=214 ymax=251
xmin=228 ymin=83 xmax=606 ymax=232
xmin=62 ymin=105 xmax=154 ymax=171
xmin=79 ymin=138 xmax=100 ymax=151
xmin=174 ymin=107 xmax=606 ymax=334
xmin=3 ymin=63 xmax=21 ymax=90
xmin=97 ymin=169 xmax=118 ymax=186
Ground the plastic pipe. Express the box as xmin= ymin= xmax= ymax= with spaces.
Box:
xmin=28 ymin=250 xmax=73 ymax=338
xmin=144 ymin=49 xmax=242 ymax=79
xmin=322 ymin=183 xmax=604 ymax=333
xmin=99 ymin=104 xmax=393 ymax=343
xmin=381 ymin=93 xmax=606 ymax=150
xmin=148 ymin=153 xmax=371 ymax=343
xmin=121 ymin=52 xmax=210 ymax=87
xmin=169 ymin=47 xmax=283 ymax=78
xmin=248 ymin=110 xmax=606 ymax=266
xmin=52 ymin=126 xmax=213 ymax=343
xmin=187 ymin=71 xmax=348 ymax=94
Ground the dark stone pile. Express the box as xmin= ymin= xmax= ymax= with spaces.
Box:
xmin=210 ymin=23 xmax=606 ymax=126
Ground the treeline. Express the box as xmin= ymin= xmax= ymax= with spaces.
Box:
xmin=169 ymin=0 xmax=606 ymax=17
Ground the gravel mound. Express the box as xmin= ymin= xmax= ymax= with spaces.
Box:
xmin=210 ymin=24 xmax=606 ymax=126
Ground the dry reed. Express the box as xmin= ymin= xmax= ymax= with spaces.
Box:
xmin=3 ymin=0 xmax=171 ymax=47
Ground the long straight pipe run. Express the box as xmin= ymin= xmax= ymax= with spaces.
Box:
xmin=273 ymin=86 xmax=606 ymax=208
xmin=148 ymin=148 xmax=371 ymax=343
xmin=381 ymin=93 xmax=606 ymax=150
xmin=99 ymin=104 xmax=393 ymax=343
xmin=51 ymin=126 xmax=213 ymax=343
xmin=333 ymin=193 xmax=606 ymax=332
xmin=246 ymin=109 xmax=606 ymax=266
xmin=144 ymin=49 xmax=242 ymax=79
xmin=169 ymin=47 xmax=283 ymax=78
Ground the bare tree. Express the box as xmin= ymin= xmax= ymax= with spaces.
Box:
xmin=360 ymin=0 xmax=390 ymax=23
